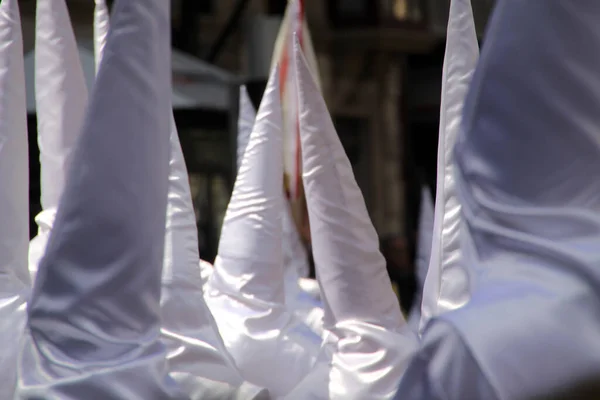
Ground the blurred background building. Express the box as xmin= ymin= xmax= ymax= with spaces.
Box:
xmin=18 ymin=0 xmax=494 ymax=311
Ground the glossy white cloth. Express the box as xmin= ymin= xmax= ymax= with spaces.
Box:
xmin=16 ymin=0 xmax=187 ymax=397
xmin=286 ymin=39 xmax=418 ymax=399
xmin=237 ymin=83 xmax=324 ymax=337
xmin=395 ymin=1 xmax=600 ymax=398
xmin=0 ymin=0 xmax=30 ymax=397
xmin=408 ymin=186 xmax=434 ymax=331
xmin=28 ymin=0 xmax=89 ymax=283
xmin=93 ymin=0 xmax=109 ymax=73
xmin=161 ymin=116 xmax=268 ymax=399
xmin=419 ymin=0 xmax=478 ymax=333
xmin=205 ymin=65 xmax=321 ymax=397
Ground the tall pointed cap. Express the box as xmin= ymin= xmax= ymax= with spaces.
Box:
xmin=0 ymin=0 xmax=31 ymax=395
xmin=211 ymin=65 xmax=285 ymax=305
xmin=35 ymin=0 xmax=88 ymax=213
xmin=94 ymin=0 xmax=110 ymax=73
xmin=17 ymin=0 xmax=183 ymax=397
xmin=293 ymin=37 xmax=418 ymax=399
xmin=237 ymin=85 xmax=257 ymax=170
xmin=294 ymin=38 xmax=403 ymax=329
xmin=429 ymin=2 xmax=600 ymax=398
xmin=420 ymin=0 xmax=479 ymax=331
xmin=161 ymin=116 xmax=267 ymax=398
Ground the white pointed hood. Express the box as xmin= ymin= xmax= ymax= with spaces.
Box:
xmin=17 ymin=0 xmax=185 ymax=397
xmin=408 ymin=186 xmax=434 ymax=331
xmin=29 ymin=0 xmax=89 ymax=281
xmin=212 ymin=67 xmax=286 ymax=306
xmin=94 ymin=0 xmax=110 ymax=73
xmin=0 ymin=0 xmax=30 ymax=395
xmin=423 ymin=1 xmax=600 ymax=398
xmin=292 ymin=38 xmax=418 ymax=399
xmin=419 ymin=0 xmax=479 ymax=333
xmin=161 ymin=116 xmax=268 ymax=399
xmin=205 ymin=65 xmax=320 ymax=397
xmin=237 ymin=85 xmax=256 ymax=170
xmin=237 ymin=83 xmax=323 ymax=336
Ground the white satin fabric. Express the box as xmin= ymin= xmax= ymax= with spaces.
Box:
xmin=29 ymin=0 xmax=89 ymax=283
xmin=93 ymin=0 xmax=110 ymax=73
xmin=0 ymin=1 xmax=30 ymax=397
xmin=396 ymin=1 xmax=600 ymax=398
xmin=237 ymin=84 xmax=324 ymax=337
xmin=17 ymin=0 xmax=187 ymax=397
xmin=205 ymin=65 xmax=321 ymax=397
xmin=286 ymin=39 xmax=418 ymax=399
xmin=408 ymin=186 xmax=434 ymax=331
xmin=161 ymin=116 xmax=268 ymax=399
xmin=419 ymin=0 xmax=479 ymax=333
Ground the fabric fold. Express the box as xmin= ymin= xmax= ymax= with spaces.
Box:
xmin=419 ymin=0 xmax=479 ymax=333
xmin=289 ymin=37 xmax=418 ymax=399
xmin=205 ymin=64 xmax=320 ymax=397
xmin=17 ymin=0 xmax=186 ymax=397
xmin=29 ymin=0 xmax=89 ymax=282
xmin=0 ymin=0 xmax=30 ymax=396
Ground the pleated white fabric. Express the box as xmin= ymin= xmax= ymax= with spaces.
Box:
xmin=205 ymin=65 xmax=321 ymax=398
xmin=407 ymin=186 xmax=434 ymax=331
xmin=395 ymin=1 xmax=600 ymax=398
xmin=236 ymin=84 xmax=324 ymax=337
xmin=16 ymin=0 xmax=188 ymax=397
xmin=286 ymin=39 xmax=418 ymax=399
xmin=28 ymin=0 xmax=89 ymax=283
xmin=0 ymin=0 xmax=30 ymax=397
xmin=93 ymin=0 xmax=109 ymax=73
xmin=419 ymin=0 xmax=479 ymax=333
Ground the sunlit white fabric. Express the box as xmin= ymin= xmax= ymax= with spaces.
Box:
xmin=287 ymin=38 xmax=418 ymax=399
xmin=408 ymin=186 xmax=434 ymax=331
xmin=28 ymin=0 xmax=88 ymax=283
xmin=396 ymin=1 xmax=600 ymax=398
xmin=16 ymin=0 xmax=187 ymax=397
xmin=0 ymin=0 xmax=30 ymax=397
xmin=161 ymin=116 xmax=269 ymax=399
xmin=236 ymin=82 xmax=323 ymax=337
xmin=419 ymin=0 xmax=478 ymax=333
xmin=93 ymin=0 xmax=109 ymax=73
xmin=205 ymin=65 xmax=321 ymax=397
